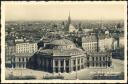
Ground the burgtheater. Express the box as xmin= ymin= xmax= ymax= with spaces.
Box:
xmin=28 ymin=38 xmax=112 ymax=73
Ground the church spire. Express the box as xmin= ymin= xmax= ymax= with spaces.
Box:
xmin=68 ymin=11 xmax=71 ymax=25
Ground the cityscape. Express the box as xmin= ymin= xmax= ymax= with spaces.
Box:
xmin=3 ymin=2 xmax=126 ymax=81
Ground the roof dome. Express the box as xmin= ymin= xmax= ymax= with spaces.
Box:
xmin=39 ymin=48 xmax=84 ymax=57
xmin=50 ymin=38 xmax=75 ymax=46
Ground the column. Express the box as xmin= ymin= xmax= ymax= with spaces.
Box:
xmin=70 ymin=59 xmax=73 ymax=72
xmin=80 ymin=58 xmax=81 ymax=70
xmin=76 ymin=58 xmax=77 ymax=71
xmin=53 ymin=59 xmax=55 ymax=73
xmin=58 ymin=60 xmax=60 ymax=73
xmin=46 ymin=59 xmax=49 ymax=71
xmin=64 ymin=59 xmax=66 ymax=72
xmin=84 ymin=57 xmax=86 ymax=68
xmin=42 ymin=58 xmax=44 ymax=70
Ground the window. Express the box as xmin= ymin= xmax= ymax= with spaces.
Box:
xmin=92 ymin=62 xmax=94 ymax=66
xmin=81 ymin=58 xmax=83 ymax=63
xmin=73 ymin=60 xmax=76 ymax=65
xmin=22 ymin=58 xmax=24 ymax=62
xmin=19 ymin=58 xmax=21 ymax=62
xmin=48 ymin=59 xmax=51 ymax=66
xmin=103 ymin=57 xmax=105 ymax=61
xmin=78 ymin=59 xmax=80 ymax=64
xmin=108 ymin=57 xmax=111 ymax=61
xmin=55 ymin=60 xmax=58 ymax=66
xmin=100 ymin=57 xmax=101 ymax=61
xmin=92 ymin=57 xmax=94 ymax=61
xmin=61 ymin=60 xmax=63 ymax=66
xmin=26 ymin=58 xmax=29 ymax=62
xmin=13 ymin=58 xmax=15 ymax=62
xmin=66 ymin=60 xmax=69 ymax=66
xmin=87 ymin=57 xmax=89 ymax=60
xmin=96 ymin=57 xmax=98 ymax=61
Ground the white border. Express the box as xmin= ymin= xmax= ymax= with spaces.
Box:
xmin=1 ymin=1 xmax=127 ymax=83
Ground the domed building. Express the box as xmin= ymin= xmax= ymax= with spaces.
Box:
xmin=29 ymin=38 xmax=87 ymax=73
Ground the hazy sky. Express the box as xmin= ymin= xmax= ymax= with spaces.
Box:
xmin=3 ymin=1 xmax=126 ymax=21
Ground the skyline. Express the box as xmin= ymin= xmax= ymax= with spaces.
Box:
xmin=3 ymin=1 xmax=126 ymax=21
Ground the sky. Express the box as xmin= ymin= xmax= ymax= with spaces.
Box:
xmin=3 ymin=1 xmax=127 ymax=21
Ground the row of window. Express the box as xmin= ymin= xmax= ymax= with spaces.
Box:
xmin=16 ymin=46 xmax=37 ymax=49
xmin=13 ymin=57 xmax=29 ymax=62
xmin=16 ymin=49 xmax=37 ymax=52
xmin=87 ymin=56 xmax=111 ymax=61
xmin=87 ymin=62 xmax=111 ymax=67
xmin=53 ymin=45 xmax=74 ymax=49
xmin=12 ymin=63 xmax=26 ymax=68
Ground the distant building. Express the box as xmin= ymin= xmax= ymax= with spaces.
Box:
xmin=119 ymin=36 xmax=124 ymax=48
xmin=5 ymin=40 xmax=15 ymax=67
xmin=104 ymin=36 xmax=114 ymax=50
xmin=99 ymin=35 xmax=114 ymax=52
xmin=82 ymin=33 xmax=114 ymax=52
xmin=83 ymin=29 xmax=93 ymax=33
xmin=105 ymin=30 xmax=109 ymax=35
xmin=15 ymin=42 xmax=38 ymax=53
xmin=82 ymin=34 xmax=98 ymax=52
xmin=15 ymin=39 xmax=24 ymax=43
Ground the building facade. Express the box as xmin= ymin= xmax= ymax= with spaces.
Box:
xmin=11 ymin=53 xmax=33 ymax=68
xmin=86 ymin=52 xmax=112 ymax=68
xmin=27 ymin=38 xmax=112 ymax=73
xmin=15 ymin=42 xmax=38 ymax=53
xmin=28 ymin=39 xmax=87 ymax=73
xmin=82 ymin=34 xmax=98 ymax=52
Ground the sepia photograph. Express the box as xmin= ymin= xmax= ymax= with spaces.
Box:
xmin=1 ymin=1 xmax=127 ymax=83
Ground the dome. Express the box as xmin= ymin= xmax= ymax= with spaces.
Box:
xmin=39 ymin=48 xmax=84 ymax=57
xmin=50 ymin=38 xmax=75 ymax=46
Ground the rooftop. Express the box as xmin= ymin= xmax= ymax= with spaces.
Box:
xmin=38 ymin=48 xmax=84 ymax=57
xmin=50 ymin=38 xmax=75 ymax=46
xmin=82 ymin=34 xmax=97 ymax=43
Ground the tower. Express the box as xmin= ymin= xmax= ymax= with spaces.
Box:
xmin=68 ymin=12 xmax=71 ymax=25
xmin=66 ymin=12 xmax=77 ymax=33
